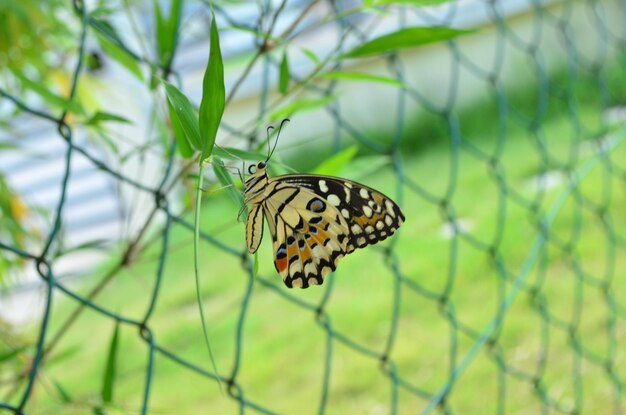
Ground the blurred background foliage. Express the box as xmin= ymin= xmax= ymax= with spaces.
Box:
xmin=0 ymin=0 xmax=625 ymax=414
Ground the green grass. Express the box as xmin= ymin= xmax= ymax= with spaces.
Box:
xmin=10 ymin=58 xmax=626 ymax=415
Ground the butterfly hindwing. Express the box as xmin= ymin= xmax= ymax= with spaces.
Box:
xmin=246 ymin=204 xmax=264 ymax=254
xmin=262 ymin=185 xmax=349 ymax=288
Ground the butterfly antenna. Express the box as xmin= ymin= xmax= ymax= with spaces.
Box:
xmin=265 ymin=125 xmax=275 ymax=162
xmin=265 ymin=118 xmax=290 ymax=163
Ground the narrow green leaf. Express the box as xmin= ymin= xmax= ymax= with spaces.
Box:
xmin=301 ymin=48 xmax=321 ymax=64
xmin=212 ymin=157 xmax=243 ymax=206
xmin=86 ymin=111 xmax=132 ymax=126
xmin=0 ymin=346 xmax=27 ymax=362
xmin=154 ymin=0 xmax=182 ymax=68
xmin=198 ymin=11 xmax=225 ymax=160
xmin=212 ymin=146 xmax=265 ymax=161
xmin=312 ymin=145 xmax=359 ymax=176
xmin=52 ymin=379 xmax=73 ymax=403
xmin=0 ymin=143 xmax=19 ymax=151
xmin=269 ymin=95 xmax=336 ymax=121
xmin=45 ymin=345 xmax=81 ymax=367
xmin=94 ymin=30 xmax=144 ymax=80
xmin=101 ymin=322 xmax=120 ymax=404
xmin=319 ymin=71 xmax=407 ymax=88
xmin=343 ymin=155 xmax=390 ymax=180
xmin=279 ymin=50 xmax=290 ymax=95
xmin=90 ymin=6 xmax=116 ymax=18
xmin=154 ymin=0 xmax=167 ymax=59
xmin=55 ymin=240 xmax=108 ymax=259
xmin=162 ymin=80 xmax=201 ymax=152
xmin=12 ymin=71 xmax=83 ymax=114
xmin=167 ymin=100 xmax=193 ymax=158
xmin=341 ymin=26 xmax=474 ymax=58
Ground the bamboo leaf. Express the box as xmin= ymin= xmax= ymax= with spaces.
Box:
xmin=167 ymin=99 xmax=193 ymax=158
xmin=344 ymin=155 xmax=391 ymax=180
xmin=93 ymin=26 xmax=143 ymax=80
xmin=86 ymin=111 xmax=132 ymax=126
xmin=101 ymin=322 xmax=120 ymax=404
xmin=269 ymin=96 xmax=336 ymax=121
xmin=301 ymin=48 xmax=321 ymax=65
xmin=162 ymin=80 xmax=201 ymax=152
xmin=279 ymin=50 xmax=290 ymax=95
xmin=198 ymin=11 xmax=225 ymax=161
xmin=154 ymin=0 xmax=182 ymax=68
xmin=12 ymin=70 xmax=83 ymax=114
xmin=212 ymin=146 xmax=265 ymax=161
xmin=212 ymin=157 xmax=243 ymax=206
xmin=0 ymin=346 xmax=27 ymax=362
xmin=52 ymin=379 xmax=73 ymax=403
xmin=312 ymin=145 xmax=358 ymax=176
xmin=44 ymin=345 xmax=81 ymax=367
xmin=319 ymin=71 xmax=407 ymax=88
xmin=341 ymin=26 xmax=474 ymax=58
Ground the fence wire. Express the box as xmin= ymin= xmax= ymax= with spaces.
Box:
xmin=1 ymin=0 xmax=626 ymax=414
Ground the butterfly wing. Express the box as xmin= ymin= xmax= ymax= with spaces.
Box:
xmin=246 ymin=204 xmax=264 ymax=254
xmin=262 ymin=183 xmax=350 ymax=288
xmin=276 ymin=175 xmax=405 ymax=253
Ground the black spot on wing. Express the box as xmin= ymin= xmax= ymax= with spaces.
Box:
xmin=276 ymin=244 xmax=287 ymax=259
xmin=306 ymin=197 xmax=326 ymax=213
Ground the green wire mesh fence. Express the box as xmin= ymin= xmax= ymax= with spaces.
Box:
xmin=1 ymin=0 xmax=625 ymax=414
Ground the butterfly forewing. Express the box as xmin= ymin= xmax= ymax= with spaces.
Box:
xmin=276 ymin=175 xmax=405 ymax=252
xmin=244 ymin=164 xmax=404 ymax=289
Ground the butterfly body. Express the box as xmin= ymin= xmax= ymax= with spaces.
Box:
xmin=244 ymin=162 xmax=405 ymax=288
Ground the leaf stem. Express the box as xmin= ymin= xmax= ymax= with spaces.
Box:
xmin=194 ymin=159 xmax=223 ymax=394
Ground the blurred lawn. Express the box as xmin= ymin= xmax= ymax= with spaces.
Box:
xmin=20 ymin=62 xmax=626 ymax=414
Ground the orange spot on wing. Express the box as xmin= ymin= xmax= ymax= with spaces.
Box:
xmin=354 ymin=213 xmax=384 ymax=227
xmin=310 ymin=226 xmax=329 ymax=246
xmin=275 ymin=257 xmax=288 ymax=273
xmin=287 ymin=241 xmax=299 ymax=259
xmin=373 ymin=193 xmax=384 ymax=205
xmin=300 ymin=244 xmax=312 ymax=262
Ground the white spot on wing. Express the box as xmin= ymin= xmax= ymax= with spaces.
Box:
xmin=363 ymin=206 xmax=373 ymax=217
xmin=327 ymin=194 xmax=341 ymax=206
xmin=359 ymin=188 xmax=370 ymax=199
xmin=351 ymin=224 xmax=363 ymax=234
xmin=319 ymin=180 xmax=328 ymax=193
xmin=385 ymin=215 xmax=393 ymax=226
xmin=341 ymin=208 xmax=350 ymax=218
xmin=304 ymin=262 xmax=317 ymax=276
xmin=376 ymin=221 xmax=384 ymax=230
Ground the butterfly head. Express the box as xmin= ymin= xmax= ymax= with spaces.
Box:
xmin=244 ymin=161 xmax=269 ymax=203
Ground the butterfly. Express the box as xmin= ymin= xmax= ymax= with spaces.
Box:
xmin=244 ymin=161 xmax=405 ymax=288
